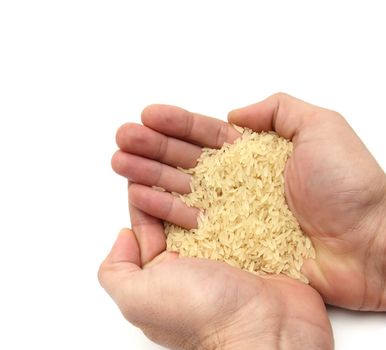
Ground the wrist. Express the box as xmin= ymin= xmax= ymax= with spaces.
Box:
xmin=197 ymin=309 xmax=332 ymax=350
xmin=378 ymin=186 xmax=386 ymax=310
xmin=200 ymin=324 xmax=333 ymax=350
xmin=367 ymin=177 xmax=386 ymax=311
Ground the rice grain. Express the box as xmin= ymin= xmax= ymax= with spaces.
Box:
xmin=165 ymin=128 xmax=315 ymax=282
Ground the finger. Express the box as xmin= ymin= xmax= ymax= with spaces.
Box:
xmin=112 ymin=151 xmax=191 ymax=194
xmin=98 ymin=228 xmax=141 ymax=305
xmin=129 ymin=203 xmax=167 ymax=265
xmin=228 ymin=92 xmax=324 ymax=140
xmin=116 ymin=123 xmax=201 ymax=169
xmin=141 ymin=104 xmax=241 ymax=148
xmin=129 ymin=183 xmax=199 ymax=229
xmin=143 ymin=250 xmax=179 ymax=269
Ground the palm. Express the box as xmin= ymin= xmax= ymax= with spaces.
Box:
xmin=284 ymin=112 xmax=385 ymax=309
xmin=122 ymin=250 xmax=332 ymax=348
xmin=286 ymin=114 xmax=382 ymax=243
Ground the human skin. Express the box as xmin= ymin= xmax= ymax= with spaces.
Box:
xmin=97 ymin=94 xmax=350 ymax=349
xmin=109 ymin=93 xmax=386 ymax=312
xmin=99 ymin=230 xmax=333 ymax=349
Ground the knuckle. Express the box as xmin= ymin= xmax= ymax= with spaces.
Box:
xmin=320 ymin=110 xmax=346 ymax=123
xmin=332 ymin=111 xmax=345 ymax=120
xmin=156 ymin=135 xmax=169 ymax=161
xmin=273 ymin=92 xmax=288 ymax=99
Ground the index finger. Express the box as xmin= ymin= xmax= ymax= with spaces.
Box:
xmin=141 ymin=104 xmax=241 ymax=148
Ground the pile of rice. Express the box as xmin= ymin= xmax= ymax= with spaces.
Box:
xmin=165 ymin=127 xmax=315 ymax=282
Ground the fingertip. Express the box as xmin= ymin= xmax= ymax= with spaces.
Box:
xmin=141 ymin=104 xmax=189 ymax=133
xmin=98 ymin=228 xmax=139 ymax=280
xmin=227 ymin=104 xmax=259 ymax=127
xmin=227 ymin=110 xmax=249 ymax=137
xmin=107 ymin=228 xmax=141 ymax=266
xmin=111 ymin=151 xmax=140 ymax=180
xmin=141 ymin=104 xmax=180 ymax=127
xmin=129 ymin=184 xmax=199 ymax=229
xmin=118 ymin=227 xmax=133 ymax=236
xmin=141 ymin=104 xmax=161 ymax=124
xmin=115 ymin=122 xmax=129 ymax=147
xmin=227 ymin=108 xmax=240 ymax=122
xmin=227 ymin=96 xmax=282 ymax=134
xmin=98 ymin=228 xmax=142 ymax=311
xmin=111 ymin=150 xmax=123 ymax=174
xmin=129 ymin=204 xmax=167 ymax=265
xmin=115 ymin=122 xmax=141 ymax=149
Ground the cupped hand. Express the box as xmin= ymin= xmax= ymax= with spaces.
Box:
xmin=98 ymin=227 xmax=333 ymax=350
xmin=111 ymin=94 xmax=386 ymax=311
xmin=228 ymin=93 xmax=386 ymax=311
xmin=99 ymin=103 xmax=336 ymax=349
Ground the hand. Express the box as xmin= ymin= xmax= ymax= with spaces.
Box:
xmin=99 ymin=227 xmax=333 ymax=349
xmin=111 ymin=93 xmax=386 ymax=311
xmin=228 ymin=93 xmax=386 ymax=311
xmin=99 ymin=104 xmax=335 ymax=349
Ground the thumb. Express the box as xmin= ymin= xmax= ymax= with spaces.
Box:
xmin=98 ymin=228 xmax=141 ymax=307
xmin=228 ymin=92 xmax=324 ymax=140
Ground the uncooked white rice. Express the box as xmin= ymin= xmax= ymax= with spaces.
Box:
xmin=165 ymin=127 xmax=315 ymax=282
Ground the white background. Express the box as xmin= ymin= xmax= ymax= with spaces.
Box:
xmin=0 ymin=0 xmax=385 ymax=349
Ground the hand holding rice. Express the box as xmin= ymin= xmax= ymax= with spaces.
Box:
xmin=165 ymin=127 xmax=315 ymax=283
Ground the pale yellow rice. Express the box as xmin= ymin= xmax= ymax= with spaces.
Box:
xmin=165 ymin=127 xmax=315 ymax=283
